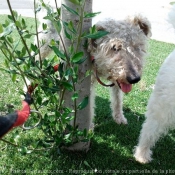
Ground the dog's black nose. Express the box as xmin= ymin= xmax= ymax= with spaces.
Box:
xmin=127 ymin=76 xmax=141 ymax=84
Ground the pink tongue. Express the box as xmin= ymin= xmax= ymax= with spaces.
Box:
xmin=120 ymin=82 xmax=132 ymax=93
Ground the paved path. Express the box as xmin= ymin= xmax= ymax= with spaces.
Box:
xmin=0 ymin=0 xmax=175 ymax=44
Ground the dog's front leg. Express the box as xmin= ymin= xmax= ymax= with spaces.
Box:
xmin=110 ymin=85 xmax=127 ymax=124
xmin=89 ymin=75 xmax=97 ymax=130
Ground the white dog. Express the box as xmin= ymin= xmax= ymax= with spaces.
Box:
xmin=134 ymin=5 xmax=175 ymax=164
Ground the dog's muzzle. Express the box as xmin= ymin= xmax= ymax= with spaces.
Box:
xmin=90 ymin=55 xmax=141 ymax=92
xmin=126 ymin=76 xmax=141 ymax=84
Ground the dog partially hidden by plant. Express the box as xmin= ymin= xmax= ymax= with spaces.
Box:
xmin=34 ymin=1 xmax=151 ymax=126
xmin=88 ymin=16 xmax=151 ymax=125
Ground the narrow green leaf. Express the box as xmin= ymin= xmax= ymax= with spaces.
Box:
xmin=58 ymin=62 xmax=64 ymax=79
xmin=12 ymin=73 xmax=17 ymax=82
xmin=42 ymin=23 xmax=47 ymax=30
xmin=68 ymin=21 xmax=77 ymax=34
xmin=31 ymin=44 xmax=38 ymax=52
xmin=84 ymin=12 xmax=101 ymax=18
xmin=68 ymin=45 xmax=74 ymax=55
xmin=22 ymin=18 xmax=26 ymax=28
xmin=49 ymin=83 xmax=53 ymax=88
xmin=71 ymin=52 xmax=83 ymax=63
xmin=84 ymin=161 xmax=91 ymax=168
xmin=23 ymin=34 xmax=32 ymax=39
xmin=75 ymin=57 xmax=87 ymax=64
xmin=7 ymin=36 xmax=13 ymax=43
xmin=78 ymin=96 xmax=89 ymax=110
xmin=62 ymin=4 xmax=79 ymax=16
xmin=63 ymin=21 xmax=68 ymax=28
xmin=72 ymin=92 xmax=78 ymax=101
xmin=42 ymin=100 xmax=49 ymax=106
xmin=50 ymin=39 xmax=57 ymax=46
xmin=15 ymin=21 xmax=22 ymax=28
xmin=4 ymin=20 xmax=10 ymax=27
xmin=62 ymin=82 xmax=73 ymax=91
xmin=53 ymin=20 xmax=61 ymax=34
xmin=25 ymin=73 xmax=38 ymax=80
xmin=64 ymin=68 xmax=72 ymax=80
xmin=12 ymin=10 xmax=18 ymax=19
xmin=0 ymin=24 xmax=3 ymax=33
xmin=69 ymin=0 xmax=81 ymax=5
xmin=56 ymin=8 xmax=61 ymax=17
xmin=64 ymin=28 xmax=72 ymax=40
xmin=7 ymin=15 xmax=13 ymax=21
xmin=43 ymin=16 xmax=52 ymax=21
xmin=4 ymin=59 xmax=10 ymax=68
xmin=84 ymin=31 xmax=109 ymax=39
xmin=85 ymin=70 xmax=91 ymax=77
xmin=0 ymin=24 xmax=13 ymax=37
xmin=36 ymin=96 xmax=42 ymax=105
xmin=83 ymin=129 xmax=87 ymax=137
xmin=90 ymin=25 xmax=97 ymax=34
xmin=21 ymin=46 xmax=27 ymax=56
xmin=50 ymin=46 xmax=66 ymax=60
xmin=63 ymin=21 xmax=76 ymax=34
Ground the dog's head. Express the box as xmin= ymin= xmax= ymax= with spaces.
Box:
xmin=88 ymin=15 xmax=151 ymax=93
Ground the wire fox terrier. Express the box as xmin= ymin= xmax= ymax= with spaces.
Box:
xmin=88 ymin=16 xmax=151 ymax=124
xmin=34 ymin=1 xmax=151 ymax=126
xmin=134 ymin=5 xmax=175 ymax=164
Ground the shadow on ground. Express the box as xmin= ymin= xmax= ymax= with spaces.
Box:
xmin=1 ymin=96 xmax=175 ymax=174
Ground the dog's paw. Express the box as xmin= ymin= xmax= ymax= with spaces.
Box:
xmin=133 ymin=146 xmax=152 ymax=164
xmin=114 ymin=115 xmax=128 ymax=125
xmin=134 ymin=155 xmax=151 ymax=164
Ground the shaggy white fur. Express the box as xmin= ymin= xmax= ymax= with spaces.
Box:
xmin=134 ymin=5 xmax=175 ymax=164
xmin=88 ymin=16 xmax=151 ymax=124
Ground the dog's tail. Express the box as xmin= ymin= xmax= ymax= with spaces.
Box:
xmin=168 ymin=4 xmax=175 ymax=30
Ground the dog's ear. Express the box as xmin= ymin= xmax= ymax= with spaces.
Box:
xmin=88 ymin=38 xmax=97 ymax=52
xmin=96 ymin=25 xmax=105 ymax=32
xmin=127 ymin=15 xmax=152 ymax=37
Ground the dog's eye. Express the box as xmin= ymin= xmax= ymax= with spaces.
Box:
xmin=112 ymin=45 xmax=117 ymax=51
xmin=135 ymin=47 xmax=140 ymax=51
xmin=112 ymin=45 xmax=122 ymax=52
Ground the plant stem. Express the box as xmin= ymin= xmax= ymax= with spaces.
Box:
xmin=34 ymin=0 xmax=42 ymax=69
xmin=75 ymin=1 xmax=85 ymax=53
xmin=55 ymin=0 xmax=59 ymax=10
xmin=0 ymin=139 xmax=18 ymax=147
xmin=2 ymin=39 xmax=28 ymax=87
xmin=6 ymin=0 xmax=42 ymax=73
xmin=0 ymin=139 xmax=53 ymax=151
xmin=7 ymin=0 xmax=31 ymax=59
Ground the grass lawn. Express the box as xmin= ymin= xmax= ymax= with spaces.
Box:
xmin=170 ymin=2 xmax=175 ymax=5
xmin=0 ymin=14 xmax=175 ymax=174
